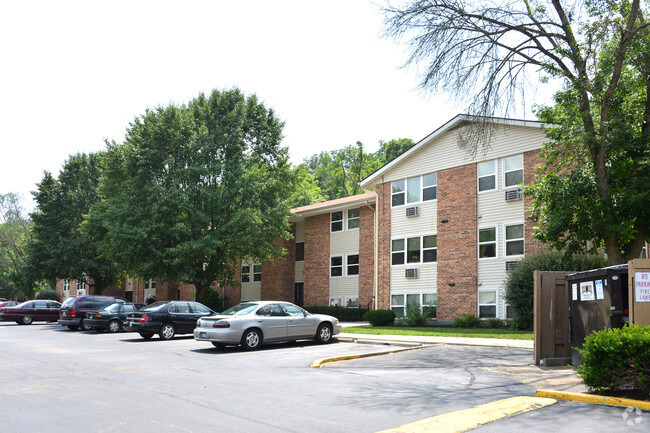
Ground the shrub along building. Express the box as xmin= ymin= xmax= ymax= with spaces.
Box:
xmin=56 ymin=114 xmax=551 ymax=321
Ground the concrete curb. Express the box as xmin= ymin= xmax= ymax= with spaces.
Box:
xmin=311 ymin=345 xmax=425 ymax=368
xmin=536 ymin=389 xmax=650 ymax=411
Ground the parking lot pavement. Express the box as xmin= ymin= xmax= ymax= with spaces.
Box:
xmin=2 ymin=322 xmax=647 ymax=433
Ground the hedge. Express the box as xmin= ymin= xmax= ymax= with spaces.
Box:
xmin=363 ymin=309 xmax=396 ymax=326
xmin=303 ymin=305 xmax=369 ymax=322
xmin=577 ymin=325 xmax=650 ymax=394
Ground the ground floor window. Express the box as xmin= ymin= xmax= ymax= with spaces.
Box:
xmin=390 ymin=293 xmax=437 ymax=318
xmin=478 ymin=289 xmax=497 ymax=318
xmin=330 ymin=297 xmax=359 ymax=307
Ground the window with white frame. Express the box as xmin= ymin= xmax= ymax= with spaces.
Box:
xmin=407 ymin=176 xmax=421 ymax=203
xmin=252 ymin=264 xmax=262 ymax=282
xmin=241 ymin=265 xmax=251 ymax=283
xmin=347 ymin=254 xmax=359 ymax=275
xmin=478 ymin=160 xmax=497 ymax=192
xmin=331 ymin=211 xmax=343 ymax=232
xmin=505 ymin=224 xmax=525 ymax=256
xmin=77 ymin=279 xmax=86 ymax=294
xmin=347 ymin=208 xmax=360 ymax=229
xmin=478 ymin=290 xmax=497 ymax=318
xmin=295 ymin=242 xmax=304 ymax=261
xmin=392 ymin=235 xmax=438 ymax=265
xmin=391 ymin=179 xmax=406 ymax=206
xmin=63 ymin=280 xmax=70 ymax=291
xmin=423 ymin=173 xmax=437 ymax=200
xmin=144 ymin=278 xmax=156 ymax=290
xmin=241 ymin=263 xmax=261 ymax=283
xmin=391 ymin=293 xmax=437 ymax=318
xmin=479 ymin=227 xmax=497 ymax=258
xmin=391 ymin=173 xmax=438 ymax=207
xmin=330 ymin=256 xmax=343 ymax=277
xmin=504 ymin=154 xmax=524 ymax=187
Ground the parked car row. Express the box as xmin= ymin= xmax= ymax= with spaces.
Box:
xmin=1 ymin=295 xmax=342 ymax=350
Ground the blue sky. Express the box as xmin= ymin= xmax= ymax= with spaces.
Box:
xmin=0 ymin=1 xmax=546 ymax=208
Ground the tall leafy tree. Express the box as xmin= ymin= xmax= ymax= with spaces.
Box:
xmin=286 ymin=164 xmax=325 ymax=208
xmin=0 ymin=193 xmax=35 ymax=299
xmin=30 ymin=153 xmax=121 ymax=293
xmin=92 ymin=88 xmax=294 ymax=303
xmin=384 ymin=0 xmax=650 ymax=263
xmin=303 ymin=138 xmax=414 ymax=200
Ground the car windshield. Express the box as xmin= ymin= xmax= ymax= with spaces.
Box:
xmin=140 ymin=301 xmax=169 ymax=311
xmin=61 ymin=297 xmax=77 ymax=308
xmin=221 ymin=303 xmax=258 ymax=316
xmin=102 ymin=303 xmax=122 ymax=313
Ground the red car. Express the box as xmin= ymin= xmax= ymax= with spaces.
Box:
xmin=0 ymin=300 xmax=62 ymax=325
xmin=0 ymin=301 xmax=19 ymax=308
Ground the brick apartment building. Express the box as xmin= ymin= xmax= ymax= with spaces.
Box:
xmin=57 ymin=114 xmax=558 ymax=320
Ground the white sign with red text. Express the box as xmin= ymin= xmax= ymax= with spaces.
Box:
xmin=635 ymin=272 xmax=650 ymax=302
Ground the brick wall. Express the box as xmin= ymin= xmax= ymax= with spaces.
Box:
xmin=262 ymin=225 xmax=296 ymax=302
xmin=358 ymin=203 xmax=375 ymax=308
xmin=524 ymin=149 xmax=546 ymax=255
xmin=304 ymin=213 xmax=330 ymax=306
xmin=437 ymin=163 xmax=478 ymax=320
xmin=375 ymin=182 xmax=392 ymax=309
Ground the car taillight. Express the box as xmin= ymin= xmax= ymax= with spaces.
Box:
xmin=139 ymin=315 xmax=149 ymax=322
xmin=212 ymin=320 xmax=230 ymax=328
xmin=71 ymin=311 xmax=77 ymax=318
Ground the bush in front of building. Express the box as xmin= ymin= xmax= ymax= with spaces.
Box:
xmin=35 ymin=288 xmax=58 ymax=301
xmin=305 ymin=305 xmax=369 ymax=322
xmin=452 ymin=313 xmax=480 ymax=328
xmin=504 ymin=251 xmax=607 ymax=330
xmin=363 ymin=309 xmax=397 ymax=326
xmin=405 ymin=302 xmax=427 ymax=326
xmin=577 ymin=325 xmax=650 ymax=394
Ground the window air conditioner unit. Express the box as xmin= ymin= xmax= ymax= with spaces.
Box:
xmin=405 ymin=268 xmax=419 ymax=279
xmin=405 ymin=206 xmax=419 ymax=217
xmin=505 ymin=188 xmax=523 ymax=201
xmin=506 ymin=261 xmax=520 ymax=272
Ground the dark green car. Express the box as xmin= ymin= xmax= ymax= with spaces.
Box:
xmin=84 ymin=302 xmax=145 ymax=333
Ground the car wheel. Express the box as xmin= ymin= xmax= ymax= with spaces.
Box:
xmin=107 ymin=320 xmax=121 ymax=333
xmin=67 ymin=325 xmax=79 ymax=331
xmin=139 ymin=332 xmax=154 ymax=340
xmin=211 ymin=342 xmax=226 ymax=349
xmin=159 ymin=323 xmax=175 ymax=340
xmin=315 ymin=323 xmax=333 ymax=344
xmin=79 ymin=319 xmax=92 ymax=331
xmin=241 ymin=328 xmax=262 ymax=350
xmin=20 ymin=316 xmax=33 ymax=325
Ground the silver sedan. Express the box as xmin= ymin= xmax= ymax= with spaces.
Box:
xmin=193 ymin=301 xmax=341 ymax=350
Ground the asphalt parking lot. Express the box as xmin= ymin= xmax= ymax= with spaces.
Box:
xmin=0 ymin=322 xmax=647 ymax=433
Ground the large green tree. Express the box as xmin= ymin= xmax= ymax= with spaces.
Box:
xmin=384 ymin=0 xmax=649 ymax=264
xmin=92 ymin=88 xmax=294 ymax=303
xmin=304 ymin=138 xmax=414 ymax=200
xmin=29 ymin=153 xmax=121 ymax=293
xmin=0 ymin=193 xmax=35 ymax=299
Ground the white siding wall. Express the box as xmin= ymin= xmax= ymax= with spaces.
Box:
xmin=380 ymin=125 xmax=545 ymax=183
xmin=329 ymin=207 xmax=360 ymax=303
xmin=295 ymin=261 xmax=304 ymax=283
xmin=391 ymin=199 xmax=438 ymax=294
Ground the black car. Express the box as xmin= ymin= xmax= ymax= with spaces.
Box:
xmin=58 ymin=295 xmax=127 ymax=331
xmin=84 ymin=302 xmax=145 ymax=333
xmin=124 ymin=301 xmax=215 ymax=340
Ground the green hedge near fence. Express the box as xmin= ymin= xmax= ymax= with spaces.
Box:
xmin=303 ymin=305 xmax=369 ymax=322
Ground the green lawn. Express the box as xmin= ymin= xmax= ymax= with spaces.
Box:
xmin=341 ymin=326 xmax=534 ymax=340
